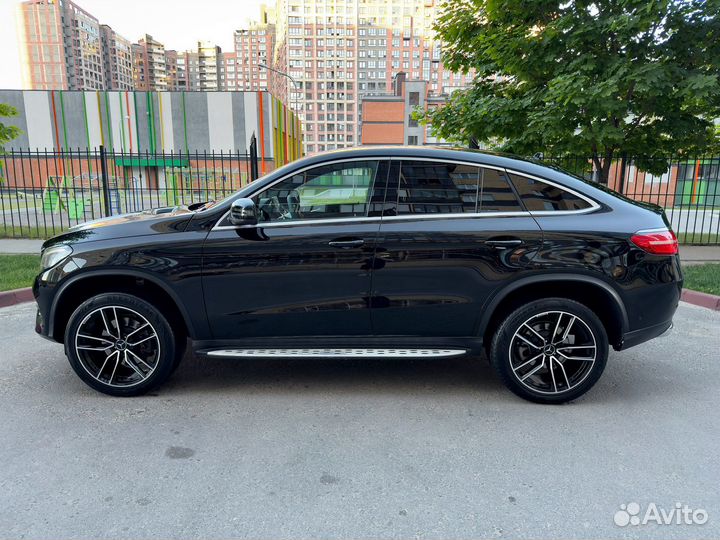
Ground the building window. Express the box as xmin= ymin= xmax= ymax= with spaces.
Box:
xmin=407 ymin=135 xmax=418 ymax=145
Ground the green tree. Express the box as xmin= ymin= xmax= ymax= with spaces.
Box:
xmin=0 ymin=103 xmax=21 ymax=149
xmin=0 ymin=103 xmax=21 ymax=183
xmin=421 ymin=0 xmax=720 ymax=183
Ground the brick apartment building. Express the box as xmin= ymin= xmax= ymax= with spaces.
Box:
xmin=100 ymin=24 xmax=134 ymax=90
xmin=222 ymin=6 xmax=276 ymax=92
xmin=360 ymin=73 xmax=456 ymax=146
xmin=270 ymin=0 xmax=475 ymax=154
xmin=16 ymin=0 xmax=111 ymax=90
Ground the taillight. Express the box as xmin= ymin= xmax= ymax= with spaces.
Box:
xmin=630 ymin=229 xmax=678 ymax=255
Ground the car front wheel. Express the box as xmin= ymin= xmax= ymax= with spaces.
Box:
xmin=65 ymin=293 xmax=178 ymax=396
xmin=490 ymin=298 xmax=608 ymax=404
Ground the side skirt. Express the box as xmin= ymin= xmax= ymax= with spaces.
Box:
xmin=193 ymin=336 xmax=484 ymax=358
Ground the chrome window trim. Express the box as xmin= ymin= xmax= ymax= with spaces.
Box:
xmin=211 ymin=156 xmax=599 ymax=231
xmin=212 ymin=210 xmax=535 ymax=230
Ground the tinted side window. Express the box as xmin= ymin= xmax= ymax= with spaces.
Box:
xmin=478 ymin=168 xmax=523 ymax=212
xmin=395 ymin=161 xmax=480 ymax=214
xmin=508 ymin=173 xmax=591 ymax=211
xmin=385 ymin=161 xmax=523 ymax=215
xmin=255 ymin=160 xmax=381 ymax=222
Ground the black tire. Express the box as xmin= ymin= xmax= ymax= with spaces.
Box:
xmin=490 ymin=298 xmax=608 ymax=404
xmin=64 ymin=293 xmax=179 ymax=396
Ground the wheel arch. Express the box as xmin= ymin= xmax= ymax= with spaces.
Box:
xmin=49 ymin=269 xmax=197 ymax=343
xmin=479 ymin=274 xmax=629 ymax=350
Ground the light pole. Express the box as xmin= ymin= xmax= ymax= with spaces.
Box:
xmin=258 ymin=62 xmax=300 ymax=116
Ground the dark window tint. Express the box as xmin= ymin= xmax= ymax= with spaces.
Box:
xmin=394 ymin=161 xmax=480 ymax=214
xmin=509 ymin=173 xmax=592 ymax=211
xmin=478 ymin=168 xmax=523 ymax=212
xmin=385 ymin=161 xmax=523 ymax=215
xmin=255 ymin=160 xmax=380 ymax=222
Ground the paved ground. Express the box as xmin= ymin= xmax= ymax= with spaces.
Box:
xmin=1 ymin=301 xmax=719 ymax=539
xmin=680 ymin=245 xmax=720 ymax=265
xmin=0 ymin=238 xmax=44 ymax=253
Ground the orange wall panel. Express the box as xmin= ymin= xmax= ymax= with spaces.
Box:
xmin=361 ymin=123 xmax=404 ymax=144
xmin=362 ymin=101 xmax=404 ymax=122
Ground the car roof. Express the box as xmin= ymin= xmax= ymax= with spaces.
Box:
xmin=241 ymin=145 xmax=623 ymax=210
xmin=296 ymin=145 xmax=532 ymax=170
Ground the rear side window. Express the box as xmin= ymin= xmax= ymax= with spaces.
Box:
xmin=478 ymin=169 xmax=523 ymax=212
xmin=508 ymin=173 xmax=592 ymax=211
xmin=396 ymin=161 xmax=479 ymax=214
xmin=387 ymin=160 xmax=522 ymax=215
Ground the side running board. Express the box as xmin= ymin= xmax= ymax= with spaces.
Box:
xmin=204 ymin=348 xmax=467 ymax=358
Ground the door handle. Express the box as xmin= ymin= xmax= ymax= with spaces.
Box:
xmin=485 ymin=238 xmax=523 ymax=248
xmin=328 ymin=239 xmax=365 ymax=248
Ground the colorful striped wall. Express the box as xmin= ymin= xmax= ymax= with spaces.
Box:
xmin=0 ymin=90 xmax=302 ymax=165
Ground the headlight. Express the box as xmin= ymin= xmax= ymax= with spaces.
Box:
xmin=40 ymin=245 xmax=73 ymax=270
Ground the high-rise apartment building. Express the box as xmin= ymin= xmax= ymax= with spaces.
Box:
xmin=183 ymin=51 xmax=201 ymax=91
xmin=197 ymin=41 xmax=222 ymax=91
xmin=132 ymin=34 xmax=167 ymax=91
xmin=225 ymin=7 xmax=275 ymax=92
xmin=16 ymin=0 xmax=67 ymax=90
xmin=63 ymin=0 xmax=105 ymax=89
xmin=17 ymin=0 xmax=118 ymax=90
xmin=270 ymin=0 xmax=474 ymax=154
xmin=101 ymin=25 xmax=133 ymax=90
xmin=165 ymin=50 xmax=185 ymax=91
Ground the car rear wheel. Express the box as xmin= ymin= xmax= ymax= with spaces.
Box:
xmin=65 ymin=293 xmax=178 ymax=396
xmin=490 ymin=298 xmax=608 ymax=404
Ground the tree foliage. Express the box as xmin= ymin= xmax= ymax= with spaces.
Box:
xmin=421 ymin=0 xmax=720 ymax=182
xmin=0 ymin=103 xmax=21 ymax=183
xmin=0 ymin=103 xmax=21 ymax=149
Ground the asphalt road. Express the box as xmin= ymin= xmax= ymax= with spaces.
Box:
xmin=1 ymin=301 xmax=719 ymax=540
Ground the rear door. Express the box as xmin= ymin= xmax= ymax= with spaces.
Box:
xmin=370 ymin=158 xmax=543 ymax=337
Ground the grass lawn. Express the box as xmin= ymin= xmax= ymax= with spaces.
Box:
xmin=683 ymin=263 xmax=720 ymax=296
xmin=0 ymin=225 xmax=66 ymax=240
xmin=0 ymin=254 xmax=40 ymax=292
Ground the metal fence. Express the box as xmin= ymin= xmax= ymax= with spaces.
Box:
xmin=0 ymin=141 xmax=268 ymax=238
xmin=0 ymin=149 xmax=719 ymax=244
xmin=539 ymin=155 xmax=720 ymax=244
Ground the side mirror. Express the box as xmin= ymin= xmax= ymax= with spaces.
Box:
xmin=229 ymin=198 xmax=258 ymax=226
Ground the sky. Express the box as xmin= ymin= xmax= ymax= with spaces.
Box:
xmin=0 ymin=0 xmax=266 ymax=88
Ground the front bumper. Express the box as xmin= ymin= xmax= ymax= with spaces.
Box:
xmin=33 ymin=276 xmax=56 ymax=341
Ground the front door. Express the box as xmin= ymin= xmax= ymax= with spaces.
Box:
xmin=201 ymin=159 xmax=390 ymax=339
xmin=370 ymin=159 xmax=543 ymax=336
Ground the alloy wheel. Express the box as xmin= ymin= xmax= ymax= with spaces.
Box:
xmin=74 ymin=306 xmax=161 ymax=388
xmin=508 ymin=310 xmax=597 ymax=395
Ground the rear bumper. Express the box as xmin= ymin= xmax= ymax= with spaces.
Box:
xmin=616 ymin=319 xmax=673 ymax=351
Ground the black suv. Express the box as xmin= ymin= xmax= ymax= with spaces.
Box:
xmin=34 ymin=147 xmax=681 ymax=403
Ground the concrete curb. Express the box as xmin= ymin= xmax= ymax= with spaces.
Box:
xmin=681 ymin=289 xmax=720 ymax=311
xmin=0 ymin=287 xmax=34 ymax=308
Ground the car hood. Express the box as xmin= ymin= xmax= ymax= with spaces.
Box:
xmin=42 ymin=206 xmax=195 ymax=249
